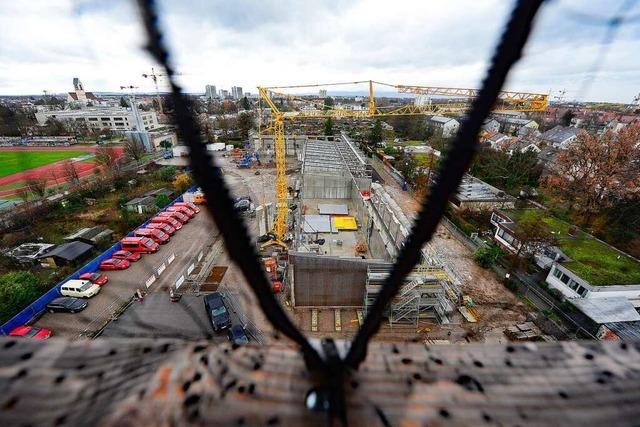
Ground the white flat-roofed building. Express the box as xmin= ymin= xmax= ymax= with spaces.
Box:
xmin=35 ymin=108 xmax=159 ymax=132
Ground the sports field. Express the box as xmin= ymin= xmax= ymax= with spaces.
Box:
xmin=0 ymin=150 xmax=88 ymax=178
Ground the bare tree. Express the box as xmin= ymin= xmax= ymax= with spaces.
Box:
xmin=124 ymin=136 xmax=146 ymax=164
xmin=95 ymin=146 xmax=121 ymax=174
xmin=25 ymin=176 xmax=48 ymax=199
xmin=62 ymin=160 xmax=80 ymax=185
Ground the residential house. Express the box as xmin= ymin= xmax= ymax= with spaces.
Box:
xmin=481 ymin=119 xmax=500 ymax=133
xmin=490 ymin=209 xmax=640 ymax=307
xmin=63 ymin=226 xmax=114 ymax=246
xmin=486 ymin=133 xmax=512 ymax=150
xmin=539 ymin=125 xmax=579 ymax=149
xmin=425 ymin=115 xmax=460 ymax=138
xmin=498 ymin=117 xmax=539 ymax=135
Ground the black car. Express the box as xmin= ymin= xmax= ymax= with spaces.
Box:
xmin=203 ymin=292 xmax=231 ymax=332
xmin=46 ymin=297 xmax=88 ymax=313
xmin=227 ymin=324 xmax=249 ymax=346
xmin=234 ymin=196 xmax=252 ymax=204
xmin=233 ymin=199 xmax=252 ymax=212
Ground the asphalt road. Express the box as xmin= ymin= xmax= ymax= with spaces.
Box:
xmin=34 ymin=211 xmax=217 ymax=337
xmin=99 ymin=293 xmax=240 ymax=341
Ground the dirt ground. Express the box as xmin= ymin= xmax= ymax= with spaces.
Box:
xmin=382 ymin=179 xmax=529 ymax=341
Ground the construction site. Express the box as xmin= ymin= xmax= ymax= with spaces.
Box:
xmin=240 ymin=80 xmax=547 ymax=342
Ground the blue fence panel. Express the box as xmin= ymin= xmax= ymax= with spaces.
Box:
xmin=1 ymin=190 xmax=191 ymax=335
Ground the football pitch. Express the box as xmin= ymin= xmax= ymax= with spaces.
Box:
xmin=0 ymin=150 xmax=88 ymax=178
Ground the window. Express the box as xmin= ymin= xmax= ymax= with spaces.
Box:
xmin=88 ymin=118 xmax=98 ymax=121
xmin=577 ymin=286 xmax=588 ymax=297
xmin=560 ymin=273 xmax=570 ymax=285
xmin=553 ymin=268 xmax=562 ymax=279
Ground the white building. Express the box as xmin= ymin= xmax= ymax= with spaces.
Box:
xmin=539 ymin=125 xmax=579 ymax=149
xmin=205 ymin=85 xmax=217 ymax=100
xmin=497 ymin=117 xmax=538 ymax=135
xmin=35 ymin=108 xmax=159 ymax=132
xmin=425 ymin=115 xmax=460 ymax=138
xmin=481 ymin=119 xmax=500 ymax=133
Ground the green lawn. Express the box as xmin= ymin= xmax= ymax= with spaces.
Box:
xmin=503 ymin=209 xmax=640 ymax=286
xmin=0 ymin=150 xmax=88 ymax=178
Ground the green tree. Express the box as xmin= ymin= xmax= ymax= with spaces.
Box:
xmin=155 ymin=194 xmax=170 ymax=209
xmin=368 ymin=119 xmax=383 ymax=146
xmin=397 ymin=152 xmax=417 ymax=183
xmin=120 ymin=96 xmax=129 ymax=108
xmin=473 ymin=246 xmax=503 ymax=268
xmin=241 ymin=96 xmax=251 ymax=110
xmin=323 ymin=117 xmax=333 ymax=136
xmin=237 ymin=112 xmax=255 ymax=140
xmin=323 ymin=96 xmax=334 ymax=110
xmin=159 ymin=166 xmax=177 ymax=182
xmin=159 ymin=140 xmax=172 ymax=150
xmin=173 ymin=172 xmax=193 ymax=193
xmin=0 ymin=271 xmax=41 ymax=323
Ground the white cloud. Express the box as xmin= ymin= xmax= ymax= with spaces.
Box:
xmin=0 ymin=0 xmax=638 ymax=102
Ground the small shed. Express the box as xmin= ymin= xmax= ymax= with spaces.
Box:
xmin=38 ymin=241 xmax=94 ymax=268
xmin=124 ymin=196 xmax=157 ymax=213
xmin=143 ymin=188 xmax=175 ymax=200
xmin=64 ymin=226 xmax=113 ymax=246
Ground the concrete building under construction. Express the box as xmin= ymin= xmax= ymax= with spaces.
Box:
xmin=286 ymin=132 xmax=462 ymax=326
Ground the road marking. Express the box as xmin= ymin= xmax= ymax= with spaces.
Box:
xmin=145 ymin=275 xmax=156 ymax=288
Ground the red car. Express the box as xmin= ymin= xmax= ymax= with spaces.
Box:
xmin=151 ymin=215 xmax=182 ymax=230
xmin=79 ymin=272 xmax=109 ymax=286
xmin=159 ymin=210 xmax=189 ymax=224
xmin=147 ymin=222 xmax=176 ymax=236
xmin=134 ymin=228 xmax=170 ymax=244
xmin=99 ymin=258 xmax=130 ymax=271
xmin=112 ymin=250 xmax=141 ymax=262
xmin=167 ymin=205 xmax=195 ymax=218
xmin=175 ymin=201 xmax=200 ymax=214
xmin=9 ymin=325 xmax=52 ymax=340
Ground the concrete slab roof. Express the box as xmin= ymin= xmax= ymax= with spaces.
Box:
xmin=571 ymin=297 xmax=640 ymax=324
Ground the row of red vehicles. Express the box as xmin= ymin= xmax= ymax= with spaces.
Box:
xmin=8 ymin=202 xmax=201 ymax=340
xmin=98 ymin=201 xmax=200 ymax=271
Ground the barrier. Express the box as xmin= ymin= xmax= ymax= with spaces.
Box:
xmin=145 ymin=275 xmax=157 ymax=288
xmin=157 ymin=263 xmax=167 ymax=276
xmin=175 ymin=275 xmax=185 ymax=289
xmin=197 ymin=251 xmax=203 ymax=262
xmin=167 ymin=253 xmax=176 ymax=264
xmin=1 ymin=189 xmax=193 ymax=335
xmin=187 ymin=263 xmax=195 ymax=275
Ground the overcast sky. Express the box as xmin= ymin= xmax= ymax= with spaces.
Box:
xmin=1 ymin=0 xmax=638 ymax=102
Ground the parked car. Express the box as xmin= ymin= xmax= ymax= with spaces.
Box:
xmin=120 ymin=236 xmax=160 ymax=253
xmin=60 ymin=279 xmax=100 ymax=298
xmin=227 ymin=324 xmax=249 ymax=345
xmin=147 ymin=222 xmax=177 ymax=236
xmin=175 ymin=201 xmax=200 ymax=214
xmin=99 ymin=258 xmax=131 ymax=271
xmin=134 ymin=228 xmax=170 ymax=244
xmin=79 ymin=272 xmax=109 ymax=286
xmin=158 ymin=210 xmax=189 ymax=224
xmin=112 ymin=250 xmax=141 ymax=262
xmin=167 ymin=205 xmax=195 ymax=218
xmin=234 ymin=196 xmax=252 ymax=204
xmin=203 ymin=292 xmax=231 ymax=332
xmin=234 ymin=199 xmax=252 ymax=213
xmin=151 ymin=215 xmax=182 ymax=230
xmin=9 ymin=325 xmax=52 ymax=340
xmin=46 ymin=297 xmax=88 ymax=313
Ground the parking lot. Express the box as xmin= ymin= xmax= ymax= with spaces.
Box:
xmin=99 ymin=293 xmax=239 ymax=341
xmin=33 ymin=211 xmax=217 ymax=337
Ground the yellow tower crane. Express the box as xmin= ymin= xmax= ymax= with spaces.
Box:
xmin=257 ymin=80 xmax=548 ymax=250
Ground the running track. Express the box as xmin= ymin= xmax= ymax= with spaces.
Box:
xmin=0 ymin=146 xmax=124 ymax=197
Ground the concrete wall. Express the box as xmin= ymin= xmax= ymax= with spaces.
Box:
xmin=290 ymin=253 xmax=384 ymax=306
xmin=302 ymin=173 xmax=352 ymax=199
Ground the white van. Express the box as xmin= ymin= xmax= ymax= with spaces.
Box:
xmin=60 ymin=279 xmax=101 ymax=298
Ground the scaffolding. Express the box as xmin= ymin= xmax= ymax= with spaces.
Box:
xmin=365 ymin=264 xmax=451 ymax=326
